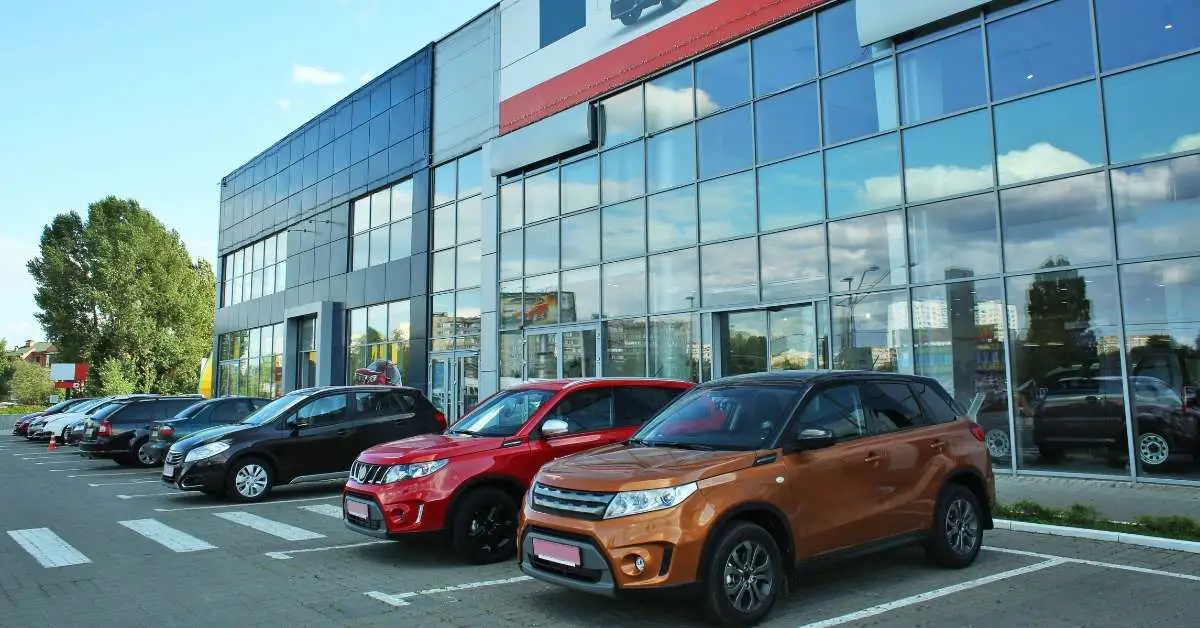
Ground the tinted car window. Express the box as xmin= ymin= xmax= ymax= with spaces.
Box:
xmin=613 ymin=386 xmax=685 ymax=428
xmin=111 ymin=402 xmax=157 ymax=423
xmin=913 ymin=382 xmax=960 ymax=424
xmin=546 ymin=388 xmax=613 ymax=434
xmin=158 ymin=399 xmax=199 ymax=418
xmin=861 ymin=382 xmax=926 ymax=434
xmin=296 ymin=394 xmax=350 ymax=427
xmin=354 ymin=390 xmax=416 ymax=419
xmin=638 ymin=385 xmax=803 ymax=450
xmin=795 ymin=384 xmax=865 ymax=440
xmin=449 ymin=389 xmax=554 ymax=437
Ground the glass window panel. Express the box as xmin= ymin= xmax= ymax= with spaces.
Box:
xmin=523 ymin=273 xmax=559 ymax=326
xmin=1001 ymin=172 xmax=1112 ymax=272
xmin=696 ymin=43 xmax=750 ymax=115
xmin=986 ymin=0 xmax=1094 ymax=101
xmin=370 ymin=189 xmax=390 ymax=227
xmin=648 ymin=186 xmax=697 ymax=252
xmin=500 ymin=331 xmax=523 ymax=387
xmin=369 ymin=226 xmax=389 ymax=267
xmin=829 ymin=211 xmax=909 ymax=291
xmin=457 ymin=151 xmax=482 ymax=199
xmin=909 ymin=194 xmax=1002 ymax=283
xmin=994 ymin=82 xmax=1102 ymax=186
xmin=699 ymin=171 xmax=756 ymax=242
xmin=456 ymin=288 xmax=481 ymax=336
xmin=722 ymin=310 xmax=768 ymax=375
xmin=457 ymin=196 xmax=482 ymax=244
xmin=603 ymin=199 xmax=646 ymax=260
xmin=524 ymin=220 xmax=560 ymax=275
xmin=431 ymin=292 xmax=455 ymax=338
xmin=647 ymin=125 xmax=696 ymax=192
xmin=500 ymin=280 xmax=523 ymax=329
xmin=248 ymin=328 xmax=261 ymax=357
xmin=701 ymin=238 xmax=758 ymax=307
xmin=697 ymin=106 xmax=753 ymax=179
xmin=649 ymin=249 xmax=699 ymax=314
xmin=1114 ymin=155 xmax=1200 ymax=260
xmin=561 ymin=210 xmax=601 ymax=268
xmin=433 ymin=205 xmax=455 ymax=251
xmin=252 ymin=241 xmax=264 ymax=271
xmin=832 ymin=290 xmax=912 ymax=372
xmin=603 ymin=258 xmax=647 ymax=317
xmin=761 ymin=225 xmax=827 ymax=301
xmin=601 ymin=141 xmax=645 ymax=204
xmin=755 ymin=84 xmax=819 ymax=164
xmin=819 ymin=0 xmax=871 ymax=73
xmin=898 ymin=28 xmax=987 ymax=125
xmin=650 ymin=314 xmax=700 ymax=382
xmin=1007 ymin=266 xmax=1123 ymax=474
xmin=390 ymin=219 xmax=411 ymax=260
xmin=263 ymin=236 xmax=277 ymax=266
xmin=432 ymin=249 xmax=455 ymax=292
xmin=769 ymin=305 xmax=821 ymax=370
xmin=903 ymin=110 xmax=994 ymax=203
xmin=822 ymin=59 xmax=898 ymax=145
xmin=500 ymin=181 xmax=523 ymax=231
xmin=646 ymin=66 xmax=694 ymax=134
xmin=1104 ymin=54 xmax=1200 ymax=164
xmin=391 ymin=179 xmax=413 ymax=220
xmin=456 ymin=242 xmax=481 ymax=289
xmin=499 ymin=230 xmax=524 ymax=279
xmin=388 ymin=300 xmax=410 ymax=341
xmin=561 ymin=266 xmax=601 ymax=323
xmin=276 ymin=262 xmax=286 ymax=293
xmin=1096 ymin=0 xmax=1200 ymax=71
xmin=366 ymin=304 xmax=387 ymax=343
xmin=752 ymin=17 xmax=817 ymax=96
xmin=825 ymin=133 xmax=902 ymax=218
xmin=433 ymin=161 xmax=457 ymax=207
xmin=604 ymin=319 xmax=647 ymax=377
xmin=525 ymin=169 xmax=559 ymax=224
xmin=277 ymin=231 xmax=288 ymax=262
xmin=758 ymin=154 xmax=824 ymax=231
xmin=599 ymin=85 xmax=644 ymax=146
xmin=352 ymin=197 xmax=370 ymax=233
xmin=351 ymin=233 xmax=369 ymax=271
xmin=561 ymin=157 xmax=599 ymax=213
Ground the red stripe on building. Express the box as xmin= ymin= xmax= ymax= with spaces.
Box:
xmin=499 ymin=0 xmax=835 ymax=135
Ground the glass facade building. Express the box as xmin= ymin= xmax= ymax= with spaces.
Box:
xmin=213 ymin=0 xmax=1200 ymax=485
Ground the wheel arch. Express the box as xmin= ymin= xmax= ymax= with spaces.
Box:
xmin=445 ymin=474 xmax=528 ymax=524
xmin=697 ymin=502 xmax=796 ymax=581
xmin=942 ymin=467 xmax=994 ymax=530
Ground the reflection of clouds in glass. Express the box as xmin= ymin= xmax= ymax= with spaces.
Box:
xmin=759 ymin=155 xmax=823 ymax=230
xmin=600 ymin=87 xmax=643 ymax=145
xmin=828 ymin=211 xmax=907 ymax=289
xmin=1001 ymin=172 xmax=1111 ymax=271
xmin=827 ymin=134 xmax=901 ymax=217
xmin=603 ymin=199 xmax=646 ymax=260
xmin=701 ymin=238 xmax=758 ymax=307
xmin=761 ymin=226 xmax=827 ymax=300
xmin=601 ymin=142 xmax=645 ymax=203
xmin=561 ymin=210 xmax=601 ymax=268
xmin=1172 ymin=133 xmax=1200 ymax=154
xmin=1120 ymin=258 xmax=1200 ymax=328
xmin=699 ymin=172 xmax=756 ymax=242
xmin=1115 ymin=155 xmax=1200 ymax=260
xmin=603 ymin=259 xmax=647 ymax=317
xmin=908 ymin=194 xmax=1000 ymax=282
xmin=646 ymin=82 xmax=713 ymax=132
xmin=524 ymin=171 xmax=558 ymax=223
xmin=649 ymin=249 xmax=699 ymax=314
xmin=648 ymin=187 xmax=697 ymax=251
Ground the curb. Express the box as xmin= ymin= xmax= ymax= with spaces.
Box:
xmin=994 ymin=518 xmax=1200 ymax=554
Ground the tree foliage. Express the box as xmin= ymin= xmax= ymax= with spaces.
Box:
xmin=27 ymin=197 xmax=215 ymax=394
xmin=0 ymin=340 xmax=15 ymax=399
xmin=10 ymin=361 xmax=53 ymax=405
xmin=95 ymin=358 xmax=136 ymax=396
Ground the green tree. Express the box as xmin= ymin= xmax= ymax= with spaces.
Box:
xmin=10 ymin=361 xmax=53 ymax=405
xmin=0 ymin=340 xmax=15 ymax=399
xmin=95 ymin=358 xmax=136 ymax=396
xmin=27 ymin=197 xmax=215 ymax=394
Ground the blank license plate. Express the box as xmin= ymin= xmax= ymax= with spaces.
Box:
xmin=346 ymin=500 xmax=369 ymax=519
xmin=532 ymin=539 xmax=581 ymax=567
xmin=162 ymin=464 xmax=175 ymax=477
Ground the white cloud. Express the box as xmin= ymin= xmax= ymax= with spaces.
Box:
xmin=292 ymin=64 xmax=345 ymax=86
xmin=1170 ymin=133 xmax=1200 ymax=154
xmin=277 ymin=98 xmax=292 ymax=111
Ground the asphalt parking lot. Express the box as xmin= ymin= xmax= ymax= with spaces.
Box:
xmin=2 ymin=434 xmax=1198 ymax=627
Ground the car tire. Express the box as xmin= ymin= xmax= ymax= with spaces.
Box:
xmin=1137 ymin=430 xmax=1171 ymax=469
xmin=450 ymin=488 xmax=519 ymax=565
xmin=226 ymin=457 xmax=273 ymax=502
xmin=925 ymin=484 xmax=983 ymax=569
xmin=135 ymin=440 xmax=159 ymax=468
xmin=619 ymin=8 xmax=641 ymax=25
xmin=702 ymin=522 xmax=783 ymax=627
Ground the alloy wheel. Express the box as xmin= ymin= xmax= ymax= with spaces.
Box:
xmin=945 ymin=497 xmax=979 ymax=557
xmin=722 ymin=540 xmax=774 ymax=613
xmin=468 ymin=504 xmax=514 ymax=557
xmin=234 ymin=464 xmax=269 ymax=498
xmin=985 ymin=429 xmax=1011 ymax=459
xmin=137 ymin=444 xmax=157 ymax=466
xmin=1138 ymin=433 xmax=1170 ymax=467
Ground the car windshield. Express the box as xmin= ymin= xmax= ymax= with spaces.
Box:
xmin=44 ymin=399 xmax=77 ymax=413
xmin=173 ymin=400 xmax=211 ymax=419
xmin=632 ymin=385 xmax=805 ymax=451
xmin=447 ymin=389 xmax=554 ymax=437
xmin=240 ymin=392 xmax=310 ymax=425
xmin=91 ymin=403 xmax=126 ymax=421
xmin=66 ymin=398 xmax=105 ymax=415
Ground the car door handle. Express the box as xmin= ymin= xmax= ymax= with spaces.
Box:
xmin=864 ymin=452 xmax=883 ymax=464
xmin=336 ymin=428 xmax=351 ymax=436
xmin=929 ymin=439 xmax=946 ymax=450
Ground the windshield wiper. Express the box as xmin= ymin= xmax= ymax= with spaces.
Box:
xmin=641 ymin=441 xmax=716 ymax=451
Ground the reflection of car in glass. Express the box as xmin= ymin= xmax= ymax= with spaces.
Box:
xmin=354 ymin=360 xmax=403 ymax=386
xmin=1032 ymin=375 xmax=1199 ymax=469
xmin=343 ymin=378 xmax=693 ymax=564
xmin=611 ymin=0 xmax=685 ymax=26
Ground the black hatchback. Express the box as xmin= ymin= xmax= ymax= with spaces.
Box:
xmin=143 ymin=396 xmax=272 ymax=465
xmin=162 ymin=385 xmax=446 ymax=502
xmin=78 ymin=395 xmax=205 ymax=466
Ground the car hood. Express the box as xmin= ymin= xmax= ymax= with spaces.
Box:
xmin=536 ymin=444 xmax=762 ymax=492
xmin=170 ymin=423 xmax=255 ymax=451
xmin=43 ymin=412 xmax=90 ymax=428
xmin=357 ymin=432 xmax=504 ymax=464
xmin=18 ymin=412 xmax=46 ymax=422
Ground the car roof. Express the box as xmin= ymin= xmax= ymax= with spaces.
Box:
xmin=508 ymin=377 xmax=694 ymax=392
xmin=288 ymin=385 xmax=426 ymax=395
xmin=698 ymin=370 xmax=943 ymax=388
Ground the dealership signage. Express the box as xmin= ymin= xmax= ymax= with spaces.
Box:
xmin=49 ymin=362 xmax=89 ymax=390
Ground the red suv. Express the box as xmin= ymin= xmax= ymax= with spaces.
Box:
xmin=342 ymin=378 xmax=693 ymax=563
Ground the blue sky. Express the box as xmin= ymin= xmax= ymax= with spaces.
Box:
xmin=0 ymin=0 xmax=494 ymax=347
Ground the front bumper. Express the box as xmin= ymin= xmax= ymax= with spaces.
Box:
xmin=342 ymin=475 xmax=452 ymax=538
xmin=143 ymin=441 xmax=171 ymax=463
xmin=163 ymin=457 xmax=228 ymax=492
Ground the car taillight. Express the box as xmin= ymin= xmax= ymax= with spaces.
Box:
xmin=159 ymin=426 xmax=175 ymax=438
xmin=433 ymin=409 xmax=447 ymax=430
xmin=967 ymin=421 xmax=986 ymax=442
xmin=98 ymin=420 xmax=112 ymax=438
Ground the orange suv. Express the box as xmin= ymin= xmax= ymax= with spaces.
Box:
xmin=518 ymin=371 xmax=995 ymax=626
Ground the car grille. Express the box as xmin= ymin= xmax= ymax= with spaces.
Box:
xmin=531 ymin=483 xmax=615 ymax=520
xmin=350 ymin=461 xmax=389 ymax=485
xmin=165 ymin=451 xmax=184 ymax=465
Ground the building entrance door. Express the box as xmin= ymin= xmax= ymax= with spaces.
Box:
xmin=524 ymin=325 xmax=600 ymax=380
xmin=714 ymin=302 xmax=829 ymax=378
xmin=428 ymin=352 xmax=480 ymax=422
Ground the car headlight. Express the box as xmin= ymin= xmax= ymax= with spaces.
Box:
xmin=382 ymin=459 xmax=449 ymax=484
xmin=184 ymin=442 xmax=230 ymax=463
xmin=603 ymin=483 xmax=698 ymax=519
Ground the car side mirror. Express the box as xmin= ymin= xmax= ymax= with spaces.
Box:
xmin=793 ymin=427 xmax=836 ymax=452
xmin=541 ymin=419 xmax=569 ymax=438
xmin=288 ymin=415 xmax=311 ymax=430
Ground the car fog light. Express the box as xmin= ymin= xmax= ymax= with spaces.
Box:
xmin=634 ymin=556 xmax=646 ymax=572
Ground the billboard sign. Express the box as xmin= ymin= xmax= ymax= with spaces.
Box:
xmin=49 ymin=363 xmax=89 ymax=389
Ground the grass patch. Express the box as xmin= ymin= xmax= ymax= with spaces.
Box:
xmin=995 ymin=499 xmax=1200 ymax=542
xmin=0 ymin=405 xmax=48 ymax=416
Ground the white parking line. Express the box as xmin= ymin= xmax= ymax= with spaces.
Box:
xmin=984 ymin=545 xmax=1200 ymax=582
xmin=365 ymin=576 xmax=535 ymax=607
xmin=6 ymin=528 xmax=92 ymax=568
xmin=50 ymin=468 xmax=117 ymax=472
xmin=154 ymin=495 xmax=338 ymax=512
xmin=87 ymin=479 xmax=159 ymax=487
xmin=299 ymin=504 xmax=343 ymax=519
xmin=68 ymin=471 xmax=161 ymax=478
xmin=213 ymin=512 xmax=326 ymax=541
xmin=16 ymin=452 xmax=73 ymax=457
xmin=119 ymin=519 xmax=216 ymax=553
xmin=266 ymin=540 xmax=391 ymax=560
xmin=117 ymin=492 xmax=180 ymax=500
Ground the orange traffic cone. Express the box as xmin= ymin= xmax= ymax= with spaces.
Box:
xmin=47 ymin=436 xmax=57 ymax=451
